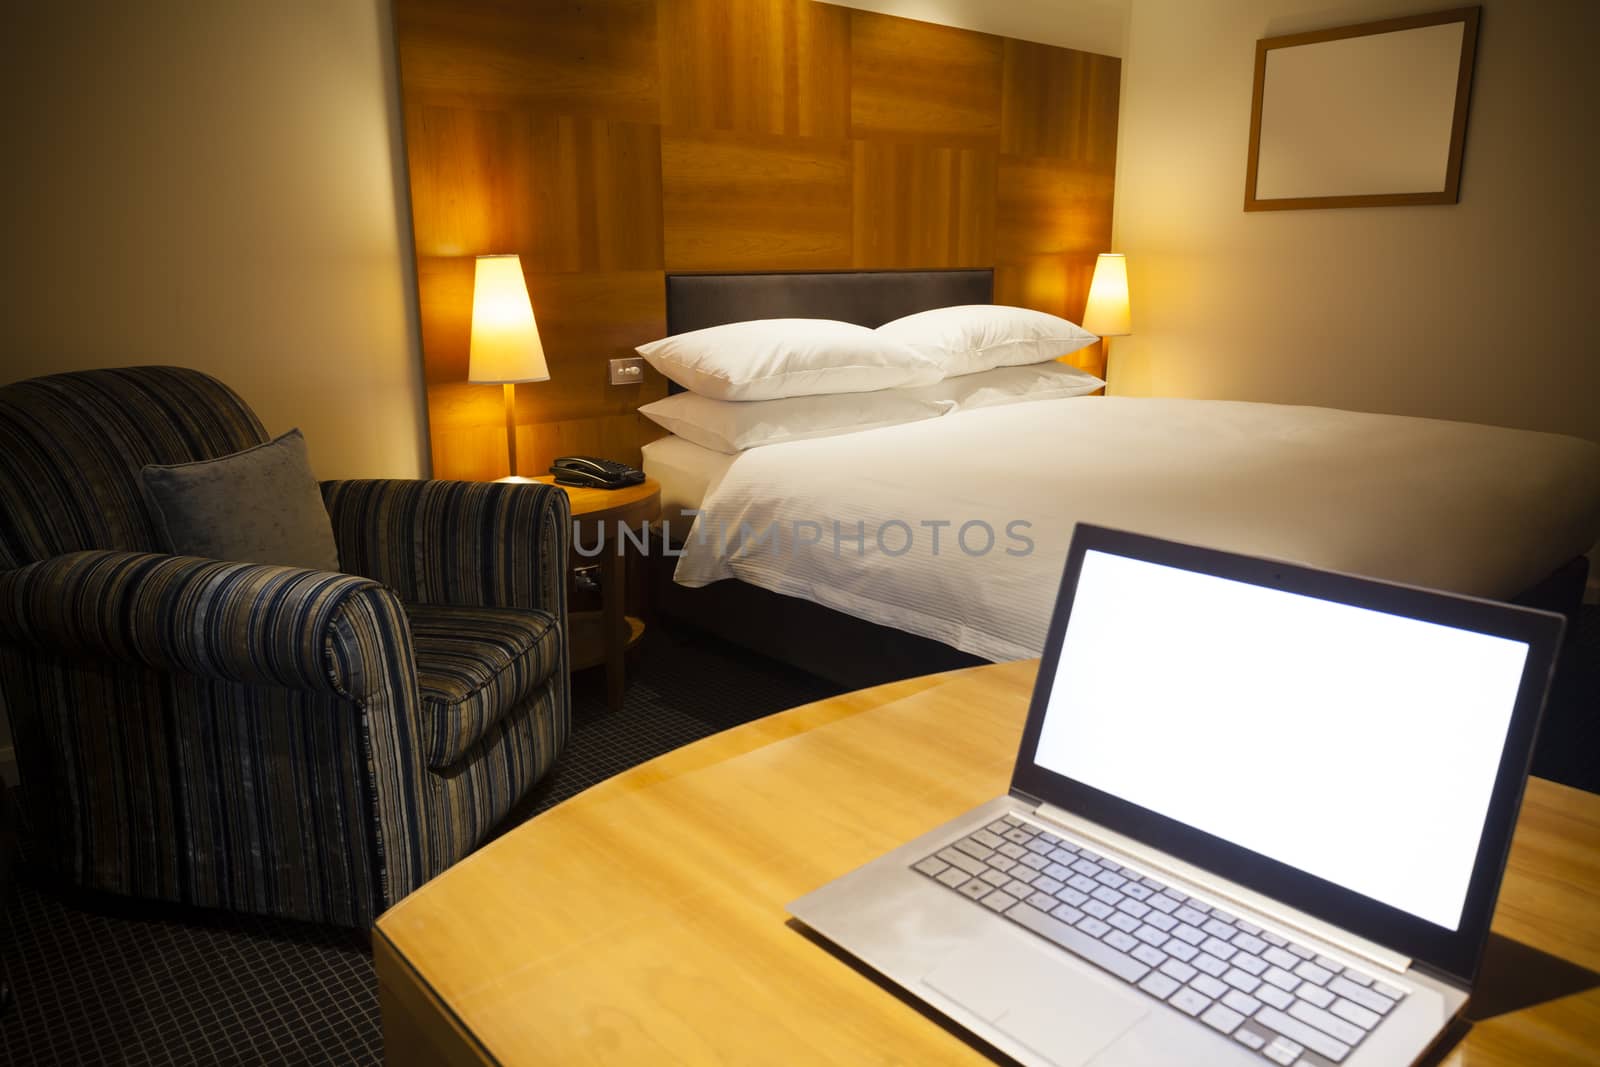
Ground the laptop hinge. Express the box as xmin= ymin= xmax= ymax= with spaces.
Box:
xmin=1032 ymin=801 xmax=1413 ymax=977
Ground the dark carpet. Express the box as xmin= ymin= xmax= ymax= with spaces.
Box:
xmin=0 ymin=625 xmax=841 ymax=1066
xmin=0 ymin=609 xmax=1595 ymax=1066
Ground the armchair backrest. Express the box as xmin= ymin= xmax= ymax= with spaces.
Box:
xmin=0 ymin=366 xmax=269 ymax=569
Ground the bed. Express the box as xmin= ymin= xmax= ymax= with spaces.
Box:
xmin=644 ymin=270 xmax=1600 ymax=686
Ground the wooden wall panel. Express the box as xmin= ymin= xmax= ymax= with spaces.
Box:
xmin=996 ymin=156 xmax=1115 ymax=257
xmin=405 ymin=104 xmax=534 ymax=259
xmin=525 ymin=118 xmax=664 ymax=272
xmin=849 ymin=11 xmax=1002 ymax=145
xmin=396 ymin=0 xmax=1122 ymax=481
xmin=520 ymin=271 xmax=669 ymax=424
xmin=408 ymin=106 xmax=662 ymax=270
xmin=851 ymin=141 xmax=995 ymax=269
xmin=994 ymin=254 xmax=1107 ymax=379
xmin=1001 ymin=40 xmax=1121 ymax=165
xmin=394 ymin=0 xmax=659 ymax=122
xmin=426 ymin=401 xmax=509 ymax=484
xmin=658 ymin=0 xmax=850 ymax=137
xmin=662 ymin=131 xmax=853 ymax=270
xmin=431 ymin=411 xmax=666 ymax=485
xmin=421 ymin=268 xmax=667 ymax=479
xmin=416 ymin=255 xmax=476 ymax=385
xmin=521 ymin=414 xmax=666 ymax=480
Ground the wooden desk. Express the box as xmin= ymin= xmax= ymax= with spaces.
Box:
xmin=374 ymin=661 xmax=1600 ymax=1065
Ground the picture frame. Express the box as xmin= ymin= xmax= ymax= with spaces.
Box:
xmin=1244 ymin=6 xmax=1481 ymax=211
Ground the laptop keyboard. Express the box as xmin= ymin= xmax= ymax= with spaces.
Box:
xmin=914 ymin=815 xmax=1408 ymax=1066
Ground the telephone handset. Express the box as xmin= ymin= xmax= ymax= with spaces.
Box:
xmin=549 ymin=456 xmax=646 ymax=490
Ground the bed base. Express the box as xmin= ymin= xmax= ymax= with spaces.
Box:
xmin=652 ymin=556 xmax=984 ymax=691
xmin=653 ymin=550 xmax=1589 ymax=691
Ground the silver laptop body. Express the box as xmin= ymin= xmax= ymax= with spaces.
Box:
xmin=789 ymin=525 xmax=1564 ymax=1067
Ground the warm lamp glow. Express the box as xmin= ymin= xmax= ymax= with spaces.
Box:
xmin=1082 ymin=253 xmax=1131 ymax=338
xmin=468 ymin=254 xmax=549 ymax=384
xmin=468 ymin=254 xmax=547 ymax=480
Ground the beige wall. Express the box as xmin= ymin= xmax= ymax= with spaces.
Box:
xmin=0 ymin=0 xmax=427 ymax=481
xmin=1111 ymin=0 xmax=1600 ymax=447
xmin=0 ymin=0 xmax=426 ymax=777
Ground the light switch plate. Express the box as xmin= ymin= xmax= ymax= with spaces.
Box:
xmin=609 ymin=357 xmax=646 ymax=385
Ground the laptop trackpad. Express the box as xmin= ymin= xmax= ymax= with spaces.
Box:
xmin=924 ymin=943 xmax=1149 ymax=1066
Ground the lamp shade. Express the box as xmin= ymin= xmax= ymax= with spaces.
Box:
xmin=468 ymin=254 xmax=549 ymax=383
xmin=1081 ymin=252 xmax=1131 ymax=337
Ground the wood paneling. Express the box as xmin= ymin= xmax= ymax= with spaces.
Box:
xmin=521 ymin=271 xmax=669 ymax=422
xmin=995 ymin=254 xmax=1107 ymax=379
xmin=996 ymin=155 xmax=1115 ymax=257
xmin=428 ymin=400 xmax=663 ymax=483
xmin=397 ymin=0 xmax=1121 ymax=480
xmin=994 ymin=253 xmax=1101 ymax=325
xmin=426 ymin=392 xmax=510 ymax=482
xmin=423 ymin=268 xmax=667 ymax=479
xmin=662 ymin=131 xmax=852 ymax=270
xmin=658 ymin=0 xmax=850 ymax=137
xmin=851 ymin=141 xmax=995 ymax=269
xmin=522 ymin=413 xmax=665 ymax=475
xmin=408 ymin=105 xmax=662 ymax=269
xmin=394 ymin=0 xmax=659 ymax=122
xmin=416 ymin=255 xmax=476 ymax=385
xmin=1001 ymin=40 xmax=1120 ymax=166
xmin=849 ymin=10 xmax=1003 ymax=145
xmin=524 ymin=118 xmax=663 ymax=272
xmin=405 ymin=104 xmax=531 ymax=259
xmin=414 ymin=262 xmax=675 ymax=404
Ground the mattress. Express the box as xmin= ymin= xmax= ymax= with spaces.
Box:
xmin=641 ymin=434 xmax=738 ymax=536
xmin=672 ymin=397 xmax=1600 ymax=662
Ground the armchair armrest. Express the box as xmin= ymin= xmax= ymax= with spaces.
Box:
xmin=321 ymin=479 xmax=570 ymax=610
xmin=0 ymin=550 xmax=413 ymax=698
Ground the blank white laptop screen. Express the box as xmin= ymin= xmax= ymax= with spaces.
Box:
xmin=1035 ymin=550 xmax=1530 ymax=931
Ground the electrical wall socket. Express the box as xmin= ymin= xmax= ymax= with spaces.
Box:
xmin=609 ymin=357 xmax=646 ymax=385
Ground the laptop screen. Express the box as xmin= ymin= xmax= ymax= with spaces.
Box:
xmin=1033 ymin=548 xmax=1531 ymax=933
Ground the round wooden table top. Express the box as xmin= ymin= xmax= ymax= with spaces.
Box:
xmin=373 ymin=660 xmax=1600 ymax=1066
xmin=521 ymin=474 xmax=660 ymax=521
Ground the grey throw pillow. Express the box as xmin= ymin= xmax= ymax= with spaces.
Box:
xmin=140 ymin=428 xmax=341 ymax=572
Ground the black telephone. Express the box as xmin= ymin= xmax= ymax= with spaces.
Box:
xmin=549 ymin=455 xmax=646 ymax=490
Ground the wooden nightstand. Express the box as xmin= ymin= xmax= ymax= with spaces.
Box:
xmin=531 ymin=476 xmax=661 ymax=711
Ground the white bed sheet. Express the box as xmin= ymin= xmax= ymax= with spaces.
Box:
xmin=641 ymin=434 xmax=738 ymax=534
xmin=672 ymin=397 xmax=1600 ymax=662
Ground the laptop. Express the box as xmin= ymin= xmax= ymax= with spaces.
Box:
xmin=788 ymin=525 xmax=1565 ymax=1067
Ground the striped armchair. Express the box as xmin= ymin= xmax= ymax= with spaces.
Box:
xmin=0 ymin=367 xmax=569 ymax=928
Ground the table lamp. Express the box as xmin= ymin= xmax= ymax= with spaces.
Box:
xmin=468 ymin=254 xmax=548 ymax=480
xmin=1081 ymin=252 xmax=1131 ymax=374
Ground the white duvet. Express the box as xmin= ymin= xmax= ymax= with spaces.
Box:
xmin=671 ymin=397 xmax=1600 ymax=662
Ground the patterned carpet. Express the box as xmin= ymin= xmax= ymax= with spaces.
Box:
xmin=0 ymin=609 xmax=1595 ymax=1066
xmin=0 ymin=625 xmax=841 ymax=1066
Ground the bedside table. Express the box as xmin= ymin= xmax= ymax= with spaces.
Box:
xmin=532 ymin=476 xmax=661 ymax=711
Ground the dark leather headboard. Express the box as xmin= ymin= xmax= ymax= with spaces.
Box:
xmin=665 ymin=269 xmax=994 ymax=334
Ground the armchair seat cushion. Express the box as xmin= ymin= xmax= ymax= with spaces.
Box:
xmin=409 ymin=603 xmax=562 ymax=770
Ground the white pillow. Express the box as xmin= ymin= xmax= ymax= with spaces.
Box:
xmin=875 ymin=304 xmax=1099 ymax=378
xmin=910 ymin=361 xmax=1105 ymax=411
xmin=636 ymin=318 xmax=942 ymax=402
xmin=640 ymin=388 xmax=954 ymax=454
